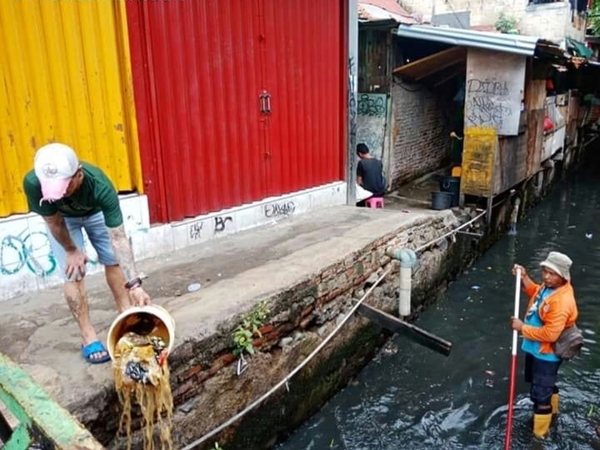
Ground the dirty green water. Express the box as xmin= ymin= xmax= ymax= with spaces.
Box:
xmin=277 ymin=159 xmax=600 ymax=450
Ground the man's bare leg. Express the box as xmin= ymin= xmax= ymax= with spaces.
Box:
xmin=105 ymin=264 xmax=131 ymax=313
xmin=64 ymin=280 xmax=107 ymax=361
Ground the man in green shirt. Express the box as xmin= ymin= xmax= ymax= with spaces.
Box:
xmin=23 ymin=143 xmax=151 ymax=364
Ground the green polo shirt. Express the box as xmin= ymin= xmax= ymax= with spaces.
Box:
xmin=23 ymin=162 xmax=124 ymax=228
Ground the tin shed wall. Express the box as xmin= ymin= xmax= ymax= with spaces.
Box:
xmin=0 ymin=0 xmax=142 ymax=218
xmin=127 ymin=0 xmax=346 ymax=223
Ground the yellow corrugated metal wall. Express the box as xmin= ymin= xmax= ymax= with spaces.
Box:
xmin=0 ymin=0 xmax=142 ymax=218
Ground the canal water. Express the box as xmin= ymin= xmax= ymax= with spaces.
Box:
xmin=278 ymin=159 xmax=600 ymax=450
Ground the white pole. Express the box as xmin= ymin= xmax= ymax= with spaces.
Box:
xmin=512 ymin=268 xmax=521 ymax=355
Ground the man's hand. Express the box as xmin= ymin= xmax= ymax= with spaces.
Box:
xmin=512 ymin=264 xmax=527 ymax=279
xmin=65 ymin=249 xmax=89 ymax=280
xmin=511 ymin=317 xmax=524 ymax=332
xmin=129 ymin=286 xmax=151 ymax=306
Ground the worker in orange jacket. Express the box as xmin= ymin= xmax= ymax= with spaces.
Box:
xmin=511 ymin=251 xmax=578 ymax=439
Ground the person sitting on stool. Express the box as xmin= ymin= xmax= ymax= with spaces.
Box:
xmin=356 ymin=143 xmax=386 ymax=207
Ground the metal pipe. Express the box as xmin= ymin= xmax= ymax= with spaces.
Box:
xmin=357 ymin=304 xmax=452 ymax=356
xmin=346 ymin=0 xmax=358 ymax=205
xmin=386 ymin=248 xmax=418 ymax=317
xmin=508 ymin=197 xmax=521 ymax=236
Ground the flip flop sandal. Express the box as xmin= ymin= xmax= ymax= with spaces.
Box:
xmin=81 ymin=341 xmax=111 ymax=364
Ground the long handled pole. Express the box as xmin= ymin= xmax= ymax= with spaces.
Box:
xmin=504 ymin=268 xmax=522 ymax=450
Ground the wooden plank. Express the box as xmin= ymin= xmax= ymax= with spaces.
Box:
xmin=464 ymin=49 xmax=527 ymax=136
xmin=393 ymin=46 xmax=466 ymax=81
xmin=0 ymin=353 xmax=104 ymax=449
xmin=525 ymin=67 xmax=546 ymax=177
xmin=461 ymin=127 xmax=498 ymax=197
xmin=357 ymin=304 xmax=452 ymax=356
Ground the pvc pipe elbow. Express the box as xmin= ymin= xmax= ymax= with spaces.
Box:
xmin=388 ymin=248 xmax=418 ymax=268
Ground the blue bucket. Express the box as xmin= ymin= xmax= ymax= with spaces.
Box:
xmin=440 ymin=176 xmax=460 ymax=207
xmin=431 ymin=191 xmax=453 ymax=210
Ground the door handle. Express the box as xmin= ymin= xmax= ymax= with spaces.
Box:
xmin=259 ymin=91 xmax=272 ymax=115
xmin=259 ymin=92 xmax=267 ymax=114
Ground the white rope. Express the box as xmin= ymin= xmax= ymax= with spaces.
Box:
xmin=180 ymin=209 xmax=486 ymax=450
xmin=413 ymin=209 xmax=487 ymax=253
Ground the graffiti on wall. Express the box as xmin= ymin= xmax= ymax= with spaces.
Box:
xmin=188 ymin=215 xmax=235 ymax=241
xmin=0 ymin=229 xmax=98 ymax=277
xmin=357 ymin=93 xmax=388 ymax=161
xmin=464 ymin=50 xmax=526 ymax=136
xmin=264 ymin=201 xmax=296 ymax=219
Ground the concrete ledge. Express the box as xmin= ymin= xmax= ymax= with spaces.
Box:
xmin=0 ymin=205 xmax=463 ymax=447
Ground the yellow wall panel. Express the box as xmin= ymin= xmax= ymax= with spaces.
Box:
xmin=461 ymin=127 xmax=498 ymax=198
xmin=0 ymin=0 xmax=142 ymax=218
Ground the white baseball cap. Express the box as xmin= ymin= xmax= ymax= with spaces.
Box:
xmin=34 ymin=143 xmax=80 ymax=202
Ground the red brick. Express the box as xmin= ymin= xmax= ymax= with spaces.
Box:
xmin=181 ymin=365 xmax=202 ymax=381
xmin=300 ymin=315 xmax=315 ymax=329
xmin=264 ymin=330 xmax=281 ymax=342
xmin=173 ymin=380 xmax=195 ymax=398
xmin=208 ymin=359 xmax=225 ymax=376
xmin=301 ymin=305 xmax=314 ymax=318
xmin=196 ymin=371 xmax=210 ymax=384
xmin=217 ymin=352 xmax=237 ymax=367
xmin=258 ymin=324 xmax=275 ymax=335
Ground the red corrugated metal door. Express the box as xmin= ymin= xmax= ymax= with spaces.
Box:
xmin=261 ymin=0 xmax=345 ymax=196
xmin=127 ymin=1 xmax=267 ymax=222
xmin=127 ymin=0 xmax=346 ymax=223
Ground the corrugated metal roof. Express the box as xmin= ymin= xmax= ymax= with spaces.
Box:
xmin=358 ymin=0 xmax=417 ymax=24
xmin=393 ymin=46 xmax=467 ymax=81
xmin=394 ymin=24 xmax=556 ymax=56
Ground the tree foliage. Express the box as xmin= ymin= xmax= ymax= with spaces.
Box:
xmin=590 ymin=0 xmax=600 ymax=36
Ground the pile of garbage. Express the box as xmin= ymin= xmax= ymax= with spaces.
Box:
xmin=113 ymin=320 xmax=173 ymax=450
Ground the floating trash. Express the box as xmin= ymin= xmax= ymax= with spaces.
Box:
xmin=471 ymin=286 xmax=481 ymax=291
xmin=586 ymin=233 xmax=593 ymax=239
xmin=484 ymin=370 xmax=495 ymax=388
xmin=187 ymin=283 xmax=202 ymax=292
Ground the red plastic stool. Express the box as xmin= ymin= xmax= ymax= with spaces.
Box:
xmin=365 ymin=197 xmax=384 ymax=209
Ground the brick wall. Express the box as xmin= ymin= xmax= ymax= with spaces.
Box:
xmin=390 ymin=80 xmax=454 ymax=187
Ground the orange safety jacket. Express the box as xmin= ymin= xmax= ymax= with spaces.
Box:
xmin=521 ymin=281 xmax=578 ymax=355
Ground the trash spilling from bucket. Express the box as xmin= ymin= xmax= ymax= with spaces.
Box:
xmin=108 ymin=305 xmax=175 ymax=450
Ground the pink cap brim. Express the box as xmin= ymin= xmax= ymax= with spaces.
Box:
xmin=40 ymin=177 xmax=71 ymax=202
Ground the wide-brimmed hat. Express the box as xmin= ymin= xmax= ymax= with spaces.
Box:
xmin=540 ymin=251 xmax=572 ymax=281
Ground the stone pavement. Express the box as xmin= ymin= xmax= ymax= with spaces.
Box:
xmin=0 ymin=204 xmax=451 ymax=427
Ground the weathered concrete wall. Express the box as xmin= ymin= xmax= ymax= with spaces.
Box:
xmin=399 ymin=0 xmax=586 ymax=42
xmin=390 ymin=81 xmax=453 ymax=188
